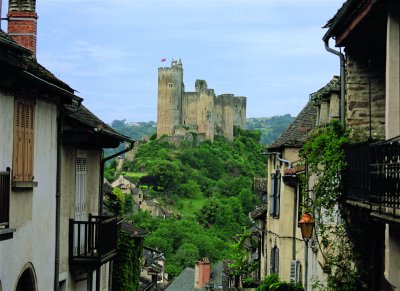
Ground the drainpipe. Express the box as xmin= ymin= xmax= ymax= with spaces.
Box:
xmin=324 ymin=38 xmax=345 ymax=127
xmin=54 ymin=100 xmax=82 ymax=291
xmin=100 ymin=140 xmax=135 ymax=216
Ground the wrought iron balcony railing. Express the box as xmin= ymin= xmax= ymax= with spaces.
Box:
xmin=69 ymin=214 xmax=117 ymax=270
xmin=343 ymin=137 xmax=400 ymax=217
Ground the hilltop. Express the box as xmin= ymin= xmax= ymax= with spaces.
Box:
xmin=109 ymin=114 xmax=294 ymax=145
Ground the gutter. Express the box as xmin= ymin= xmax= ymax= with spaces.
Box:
xmin=54 ymin=101 xmax=82 ymax=291
xmin=261 ymin=151 xmax=292 ymax=169
xmin=21 ymin=70 xmax=82 ymax=103
xmin=100 ymin=138 xmax=135 ymax=216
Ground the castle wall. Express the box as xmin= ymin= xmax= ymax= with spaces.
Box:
xmin=157 ymin=61 xmax=246 ymax=142
xmin=194 ymin=80 xmax=215 ymax=141
xmin=157 ymin=61 xmax=183 ymax=138
xmin=233 ymin=96 xmax=246 ymax=129
xmin=182 ymin=92 xmax=198 ymax=127
xmin=215 ymin=94 xmax=234 ymax=141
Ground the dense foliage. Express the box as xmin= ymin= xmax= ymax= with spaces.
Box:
xmin=300 ymin=121 xmax=365 ymax=291
xmin=112 ymin=230 xmax=142 ymax=291
xmin=107 ymin=127 xmax=267 ymax=279
xmin=257 ymin=274 xmax=304 ymax=291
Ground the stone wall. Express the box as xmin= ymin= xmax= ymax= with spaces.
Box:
xmin=345 ymin=50 xmax=385 ymax=141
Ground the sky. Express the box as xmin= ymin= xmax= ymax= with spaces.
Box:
xmin=2 ymin=0 xmax=344 ymax=124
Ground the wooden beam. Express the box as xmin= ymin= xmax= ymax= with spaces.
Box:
xmin=336 ymin=0 xmax=375 ymax=46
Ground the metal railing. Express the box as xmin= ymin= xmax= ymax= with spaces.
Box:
xmin=69 ymin=214 xmax=117 ymax=267
xmin=343 ymin=137 xmax=400 ymax=217
xmin=0 ymin=169 xmax=10 ymax=228
xmin=370 ymin=137 xmax=400 ymax=215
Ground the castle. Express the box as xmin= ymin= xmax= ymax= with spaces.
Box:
xmin=157 ymin=60 xmax=246 ymax=141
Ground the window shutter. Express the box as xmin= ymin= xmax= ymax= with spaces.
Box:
xmin=24 ymin=100 xmax=35 ymax=181
xmin=290 ymin=260 xmax=301 ymax=283
xmin=13 ymin=99 xmax=25 ymax=181
xmin=12 ymin=98 xmax=35 ymax=182
xmin=75 ymin=151 xmax=87 ymax=221
xmin=275 ymin=173 xmax=281 ymax=217
xmin=269 ymin=173 xmax=276 ymax=216
xmin=269 ymin=248 xmax=275 ymax=274
xmin=74 ymin=151 xmax=87 ymax=255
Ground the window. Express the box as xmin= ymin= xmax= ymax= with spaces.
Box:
xmin=269 ymin=171 xmax=281 ymax=217
xmin=12 ymin=98 xmax=35 ymax=182
xmin=270 ymin=246 xmax=279 ymax=275
xmin=0 ymin=169 xmax=10 ymax=229
xmin=168 ymin=83 xmax=173 ymax=88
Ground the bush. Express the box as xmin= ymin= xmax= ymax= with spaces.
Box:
xmin=257 ymin=275 xmax=304 ymax=291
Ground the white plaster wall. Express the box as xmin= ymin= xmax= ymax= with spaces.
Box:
xmin=0 ymin=97 xmax=57 ymax=290
xmin=59 ymin=146 xmax=103 ymax=290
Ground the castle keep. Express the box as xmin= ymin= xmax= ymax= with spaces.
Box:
xmin=157 ymin=60 xmax=246 ymax=141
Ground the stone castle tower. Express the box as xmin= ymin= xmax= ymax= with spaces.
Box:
xmin=157 ymin=60 xmax=246 ymax=141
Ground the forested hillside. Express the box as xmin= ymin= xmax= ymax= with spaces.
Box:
xmin=246 ymin=114 xmax=295 ymax=144
xmin=108 ymin=114 xmax=293 ymax=145
xmin=106 ymin=127 xmax=266 ymax=278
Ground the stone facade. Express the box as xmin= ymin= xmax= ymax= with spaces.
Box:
xmin=345 ymin=49 xmax=386 ymax=141
xmin=157 ymin=60 xmax=246 ymax=141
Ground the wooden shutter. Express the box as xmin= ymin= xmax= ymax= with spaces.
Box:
xmin=24 ymin=100 xmax=35 ymax=181
xmin=269 ymin=173 xmax=276 ymax=216
xmin=13 ymin=99 xmax=25 ymax=181
xmin=12 ymin=98 xmax=35 ymax=181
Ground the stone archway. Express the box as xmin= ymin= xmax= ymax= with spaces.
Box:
xmin=15 ymin=264 xmax=37 ymax=291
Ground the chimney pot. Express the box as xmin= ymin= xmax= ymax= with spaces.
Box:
xmin=7 ymin=0 xmax=38 ymax=57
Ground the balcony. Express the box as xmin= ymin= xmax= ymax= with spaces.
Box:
xmin=343 ymin=137 xmax=400 ymax=218
xmin=69 ymin=215 xmax=118 ymax=270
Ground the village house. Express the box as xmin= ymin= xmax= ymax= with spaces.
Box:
xmin=111 ymin=174 xmax=137 ymax=195
xmin=261 ymin=76 xmax=340 ymax=289
xmin=323 ymin=0 xmax=400 ymax=289
xmin=0 ymin=1 xmax=133 ymax=290
xmin=141 ymin=246 xmax=168 ymax=290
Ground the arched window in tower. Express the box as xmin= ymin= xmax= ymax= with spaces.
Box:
xmin=168 ymin=83 xmax=174 ymax=88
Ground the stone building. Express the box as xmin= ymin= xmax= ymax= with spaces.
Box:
xmin=157 ymin=60 xmax=246 ymax=141
xmin=324 ymin=0 xmax=400 ymax=289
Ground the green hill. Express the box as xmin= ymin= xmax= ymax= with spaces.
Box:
xmin=108 ymin=114 xmax=294 ymax=145
xmin=246 ymin=114 xmax=295 ymax=144
xmin=106 ymin=127 xmax=266 ymax=278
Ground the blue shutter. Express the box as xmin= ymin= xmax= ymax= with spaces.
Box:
xmin=276 ymin=173 xmax=281 ymax=217
xmin=269 ymin=173 xmax=276 ymax=216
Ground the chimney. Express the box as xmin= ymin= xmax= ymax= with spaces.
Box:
xmin=7 ymin=0 xmax=38 ymax=56
xmin=195 ymin=258 xmax=211 ymax=289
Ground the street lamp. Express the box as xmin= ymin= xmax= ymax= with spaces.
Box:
xmin=299 ymin=213 xmax=315 ymax=291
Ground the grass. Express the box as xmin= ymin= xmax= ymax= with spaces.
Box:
xmin=175 ymin=192 xmax=207 ymax=215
